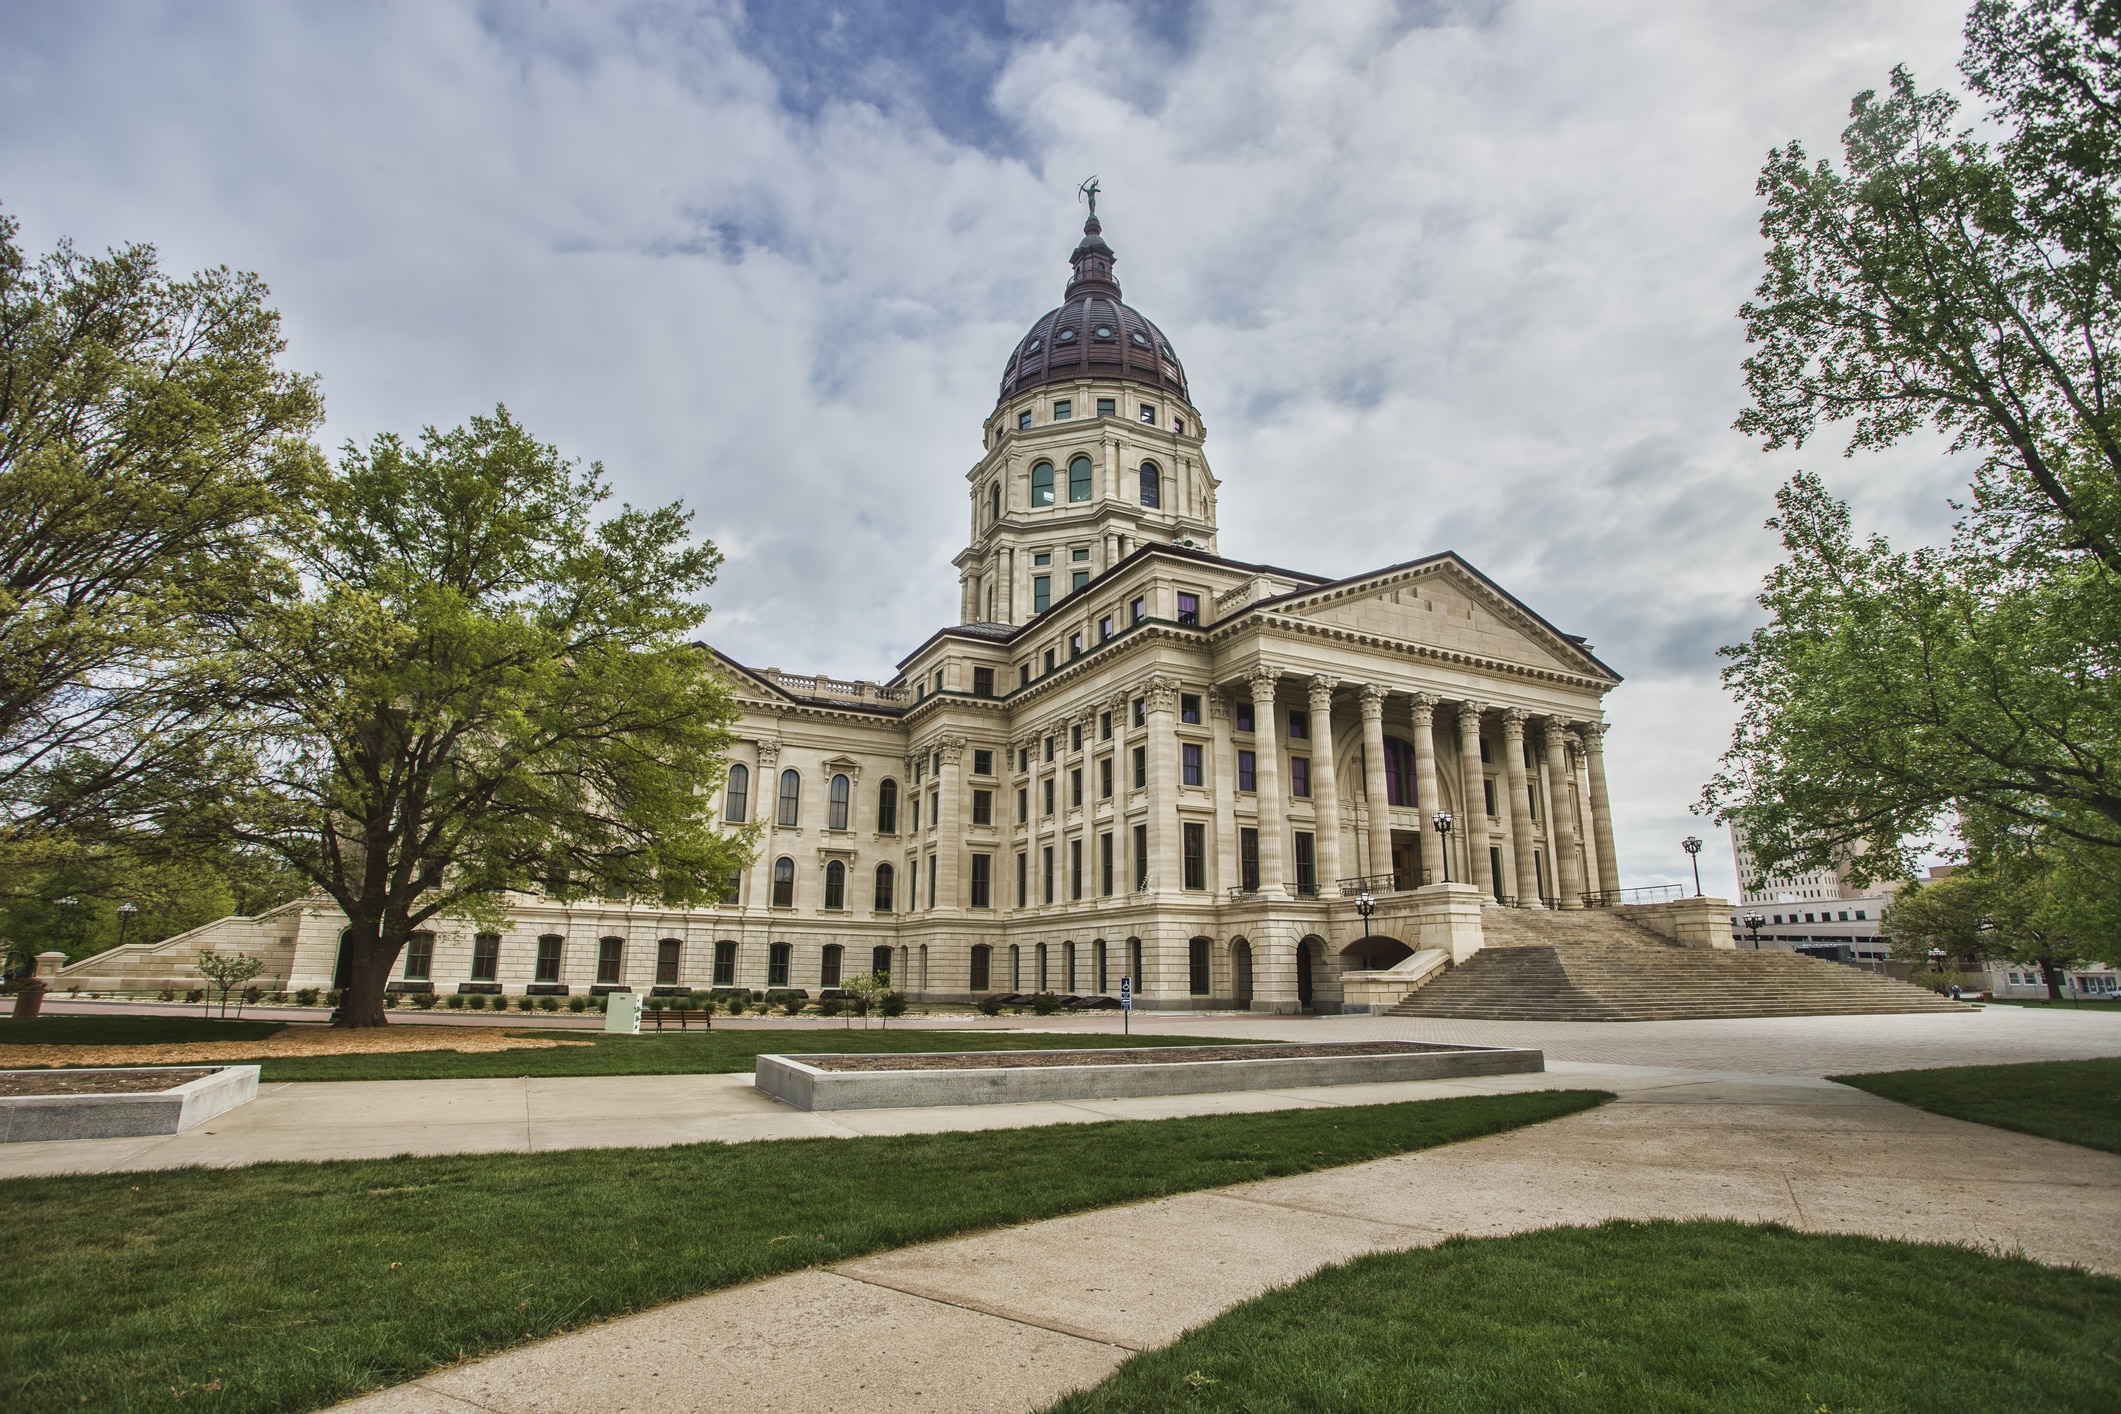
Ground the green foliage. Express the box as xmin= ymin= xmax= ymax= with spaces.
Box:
xmin=0 ymin=208 xmax=323 ymax=836
xmin=1886 ymin=842 xmax=2118 ymax=973
xmin=169 ymin=408 xmax=752 ymax=1026
xmin=0 ymin=1091 xmax=1607 ymax=1412
xmin=1709 ymin=5 xmax=2121 ymax=916
xmin=0 ymin=1014 xmax=283 ymax=1045
xmin=0 ymin=834 xmax=305 ymax=967
xmin=1053 ymin=1220 xmax=2121 ymax=1413
xmin=1834 ymin=1055 xmax=2121 ymax=1153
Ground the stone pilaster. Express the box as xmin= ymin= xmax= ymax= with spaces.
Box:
xmin=1457 ymin=700 xmax=1493 ymax=902
xmin=1542 ymin=718 xmax=1585 ymax=909
xmin=1144 ymin=676 xmax=1180 ymax=895
xmin=753 ymin=739 xmax=782 ymax=909
xmin=1308 ymin=677 xmax=1342 ymax=893
xmin=1410 ymin=693 xmax=1440 ymax=885
xmin=1249 ymin=669 xmax=1287 ymax=895
xmin=1501 ymin=711 xmax=1541 ymax=908
xmin=1210 ymin=688 xmax=1238 ymax=894
xmin=938 ymin=735 xmax=965 ymax=910
xmin=1359 ymin=686 xmax=1391 ymax=881
xmin=1581 ymin=721 xmax=1620 ymax=898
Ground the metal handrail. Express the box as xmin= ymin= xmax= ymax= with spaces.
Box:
xmin=1337 ymin=871 xmax=1431 ymax=897
xmin=1583 ymin=884 xmax=1684 ymax=908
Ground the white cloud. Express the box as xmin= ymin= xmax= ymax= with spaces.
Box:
xmin=0 ymin=0 xmax=1974 ymax=886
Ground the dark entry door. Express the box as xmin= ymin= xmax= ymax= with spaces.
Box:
xmin=1390 ymin=835 xmax=1418 ymax=891
xmin=1296 ymin=943 xmax=1314 ymax=1008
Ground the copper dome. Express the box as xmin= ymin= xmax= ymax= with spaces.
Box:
xmin=998 ymin=216 xmax=1189 ymax=405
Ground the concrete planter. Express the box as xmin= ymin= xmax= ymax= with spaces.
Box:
xmin=756 ymin=1042 xmax=1543 ymax=1112
xmin=0 ymin=1065 xmax=260 ymax=1143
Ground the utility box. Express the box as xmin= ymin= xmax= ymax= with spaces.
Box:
xmin=604 ymin=991 xmax=642 ymax=1034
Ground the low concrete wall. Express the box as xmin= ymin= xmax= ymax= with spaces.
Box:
xmin=755 ymin=1044 xmax=1544 ymax=1112
xmin=0 ymin=1065 xmax=260 ymax=1143
xmin=1616 ymin=896 xmax=1736 ymax=949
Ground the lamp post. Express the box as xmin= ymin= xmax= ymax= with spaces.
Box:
xmin=1433 ymin=812 xmax=1454 ymax=884
xmin=1356 ymin=891 xmax=1376 ymax=970
xmin=116 ymin=902 xmax=139 ymax=951
xmin=1681 ymin=836 xmax=1704 ymax=896
xmin=1743 ymin=913 xmax=1765 ymax=950
xmin=52 ymin=896 xmax=80 ymax=952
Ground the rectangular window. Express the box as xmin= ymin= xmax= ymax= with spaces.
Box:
xmin=1133 ymin=823 xmax=1149 ymax=890
xmin=404 ymin=932 xmax=434 ymax=981
xmin=1046 ymin=734 xmax=1056 ymax=762
xmin=1019 ymin=663 xmax=1031 ymax=688
xmin=1235 ymin=701 xmax=1253 ymax=733
xmin=1043 ymin=778 xmax=1055 ymax=815
xmin=1033 ymin=576 xmax=1051 ymax=613
xmin=1069 ymin=631 xmax=1083 ymax=658
xmin=470 ymin=932 xmax=501 ymax=981
xmin=1132 ymin=746 xmax=1146 ymax=789
xmin=1183 ymin=822 xmax=1206 ymax=890
xmin=928 ymin=856 xmax=938 ymax=908
xmin=1099 ymin=615 xmax=1113 ymax=641
xmin=1238 ymin=750 xmax=1256 ymax=791
xmin=972 ymin=789 xmax=993 ymax=826
xmin=713 ymin=939 xmax=737 ymax=987
xmin=1042 ymin=846 xmax=1055 ymax=904
xmin=1016 ymin=852 xmax=1028 ymax=908
xmin=1132 ymin=696 xmax=1146 ymax=726
xmin=535 ymin=935 xmax=563 ymax=983
xmin=1140 ymin=402 xmax=1156 ymax=424
xmin=1100 ymin=832 xmax=1114 ymax=896
xmin=974 ymin=749 xmax=993 ymax=776
xmin=973 ymin=667 xmax=994 ymax=698
xmin=1072 ymin=547 xmax=1090 ymax=561
xmin=971 ymin=853 xmax=992 ymax=908
xmin=1294 ymin=832 xmax=1317 ymax=895
xmin=1043 ymin=647 xmax=1056 ymax=673
xmin=909 ymin=794 xmax=920 ymax=831
xmin=1176 ymin=592 xmax=1200 ymax=626
xmin=596 ymin=936 xmax=623 ymax=985
xmin=1017 ymin=787 xmax=1028 ymax=823
xmin=1855 ymin=909 xmax=1867 ymax=920
xmin=1099 ymin=757 xmax=1113 ymax=798
xmin=1291 ymin=757 xmax=1310 ymax=797
xmin=1070 ymin=768 xmax=1083 ymax=807
xmin=908 ymin=858 xmax=918 ymax=910
xmin=1018 ymin=410 xmax=1032 ymax=430
xmin=1070 ymin=838 xmax=1083 ymax=900
xmin=1097 ymin=397 xmax=1116 ymax=416
xmin=1182 ymin=742 xmax=1204 ymax=786
xmin=656 ymin=938 xmax=681 ymax=988
xmin=1180 ymin=693 xmax=1201 ymax=724
xmin=1100 ymin=711 xmax=1113 ymax=739
xmin=1479 ymin=735 xmax=1492 ymax=763
xmin=970 ymin=945 xmax=991 ymax=990
xmin=1483 ymin=778 xmax=1497 ymax=815
xmin=1054 ymin=399 xmax=1072 ymax=420
xmin=1131 ymin=596 xmax=1146 ymax=624
xmin=1018 ymin=747 xmax=1030 ymax=773
xmin=1288 ymin=710 xmax=1309 ymax=740
xmin=1072 ymin=570 xmax=1089 ymax=593
xmin=1241 ymin=828 xmax=1259 ymax=892
xmin=1033 ymin=550 xmax=1051 ymax=566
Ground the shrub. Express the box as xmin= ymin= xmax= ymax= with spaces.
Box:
xmin=383 ymin=992 xmax=401 ymax=1008
xmin=412 ymin=992 xmax=437 ymax=1009
xmin=881 ymin=991 xmax=908 ymax=1018
xmin=818 ymin=997 xmax=843 ymax=1017
xmin=538 ymin=995 xmax=559 ymax=1011
xmin=294 ymin=987 xmax=319 ymax=1007
xmin=158 ymin=988 xmax=176 ymax=1003
xmin=517 ymin=996 xmax=537 ymax=1012
xmin=645 ymin=996 xmax=665 ymax=1012
xmin=781 ymin=996 xmax=806 ymax=1016
xmin=185 ymin=989 xmax=204 ymax=1004
xmin=445 ymin=993 xmax=465 ymax=1009
xmin=1031 ymin=992 xmax=1061 ymax=1015
xmin=568 ymin=996 xmax=587 ymax=1013
xmin=324 ymin=989 xmax=342 ymax=1007
xmin=467 ymin=993 xmax=487 ymax=1010
xmin=976 ymin=995 xmax=1004 ymax=1017
xmin=726 ymin=993 xmax=747 ymax=1015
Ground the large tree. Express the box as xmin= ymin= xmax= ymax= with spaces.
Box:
xmin=177 ymin=408 xmax=752 ymax=1027
xmin=1706 ymin=0 xmax=2121 ymax=923
xmin=0 ymin=208 xmax=322 ymax=835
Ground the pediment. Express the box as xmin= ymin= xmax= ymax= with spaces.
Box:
xmin=1269 ymin=559 xmax=1613 ymax=680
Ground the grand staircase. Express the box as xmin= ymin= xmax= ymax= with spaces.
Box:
xmin=1386 ymin=908 xmax=1966 ymax=1021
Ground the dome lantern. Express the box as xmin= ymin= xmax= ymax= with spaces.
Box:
xmin=997 ymin=209 xmax=1189 ymax=406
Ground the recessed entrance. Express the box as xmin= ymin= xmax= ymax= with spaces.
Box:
xmin=1230 ymin=939 xmax=1253 ymax=1009
xmin=1341 ymin=935 xmax=1412 ymax=971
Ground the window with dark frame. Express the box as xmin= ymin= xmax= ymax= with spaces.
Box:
xmin=1017 ymin=787 xmax=1028 ymax=823
xmin=1132 ymin=745 xmax=1146 ymax=789
xmin=655 ymin=938 xmax=681 ymax=987
xmin=724 ymin=764 xmax=749 ymax=823
xmin=1235 ymin=701 xmax=1253 ymax=733
xmin=973 ymin=749 xmax=993 ymax=775
xmin=768 ymin=943 xmax=790 ymax=988
xmin=972 ymin=789 xmax=993 ymax=826
xmin=1237 ymin=750 xmax=1256 ymax=792
xmin=1100 ymin=832 xmax=1114 ymax=896
xmin=1099 ymin=757 xmax=1113 ymax=798
xmin=777 ymin=769 xmax=801 ymax=827
xmin=1189 ymin=936 xmax=1210 ymax=994
xmin=712 ymin=939 xmax=737 ymax=986
xmin=1017 ymin=852 xmax=1028 ymax=907
xmin=970 ymin=944 xmax=991 ymax=990
xmin=1294 ymin=832 xmax=1317 ymax=895
xmin=535 ymin=934 xmax=564 ymax=983
xmin=1288 ymin=710 xmax=1309 ymax=740
xmin=1241 ymin=828 xmax=1259 ymax=892
xmin=973 ymin=667 xmax=994 ymax=697
xmin=1133 ymin=824 xmax=1149 ymax=891
xmin=1176 ymin=592 xmax=1200 ymax=626
xmin=1070 ymin=838 xmax=1083 ymax=900
xmin=595 ymin=936 xmax=623 ymax=984
xmin=1100 ymin=711 xmax=1112 ymax=739
xmin=1032 ymin=461 xmax=1054 ymax=505
xmin=1180 ymin=694 xmax=1201 ymax=724
xmin=970 ymin=853 xmax=992 ymax=908
xmin=821 ymin=944 xmax=843 ymax=987
xmin=1291 ymin=757 xmax=1310 ymax=797
xmin=874 ymin=862 xmax=895 ymax=911
xmin=404 ymin=932 xmax=434 ymax=981
xmin=1182 ymin=742 xmax=1203 ymax=786
xmin=1068 ymin=454 xmax=1094 ymax=502
xmin=824 ymin=860 xmax=846 ymax=910
xmin=877 ymin=778 xmax=898 ymax=833
xmin=1070 ymin=768 xmax=1083 ymax=807
xmin=1043 ymin=845 xmax=1055 ymax=904
xmin=1139 ymin=462 xmax=1160 ymax=507
xmin=1130 ymin=596 xmax=1146 ymax=624
xmin=828 ymin=773 xmax=850 ymax=830
xmin=471 ymin=932 xmax=501 ymax=982
xmin=1182 ymin=822 xmax=1206 ymax=890
xmin=771 ymin=856 xmax=795 ymax=907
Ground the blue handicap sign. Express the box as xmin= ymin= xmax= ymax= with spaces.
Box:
xmin=1119 ymin=976 xmax=1133 ymax=1009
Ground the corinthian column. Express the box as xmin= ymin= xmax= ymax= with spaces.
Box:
xmin=1145 ymin=677 xmax=1180 ymax=893
xmin=1249 ymin=669 xmax=1287 ymax=895
xmin=1582 ymin=720 xmax=1621 ymax=896
xmin=1308 ymin=677 xmax=1342 ymax=892
xmin=1457 ymin=700 xmax=1492 ymax=901
xmin=1360 ymin=686 xmax=1391 ymax=881
xmin=1543 ymin=718 xmax=1585 ymax=909
xmin=938 ymin=735 xmax=965 ymax=909
xmin=1410 ymin=693 xmax=1440 ymax=885
xmin=1501 ymin=711 xmax=1540 ymax=908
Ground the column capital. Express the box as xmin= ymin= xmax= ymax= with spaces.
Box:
xmin=1542 ymin=715 xmax=1571 ymax=748
xmin=1359 ymin=684 xmax=1387 ymax=719
xmin=1579 ymin=719 xmax=1607 ymax=748
xmin=1456 ymin=698 xmax=1488 ymax=725
xmin=1408 ymin=691 xmax=1437 ymax=722
xmin=1307 ymin=675 xmax=1339 ymax=706
xmin=1246 ymin=667 xmax=1282 ymax=699
xmin=1500 ymin=707 xmax=1527 ymax=733
xmin=1144 ymin=675 xmax=1180 ymax=714
xmin=939 ymin=735 xmax=967 ymax=765
xmin=754 ymin=738 xmax=782 ymax=768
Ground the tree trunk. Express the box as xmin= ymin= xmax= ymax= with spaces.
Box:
xmin=334 ymin=922 xmax=396 ymax=1028
xmin=2040 ymin=957 xmax=2066 ymax=1002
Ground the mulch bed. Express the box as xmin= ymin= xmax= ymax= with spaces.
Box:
xmin=793 ymin=1041 xmax=1473 ymax=1072
xmin=0 ymin=1068 xmax=218 ymax=1096
xmin=0 ymin=1029 xmax=591 ymax=1069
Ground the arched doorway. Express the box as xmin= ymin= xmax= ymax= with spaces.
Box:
xmin=1230 ymin=938 xmax=1253 ymax=1009
xmin=1296 ymin=942 xmax=1313 ymax=1009
xmin=1339 ymin=935 xmax=1412 ymax=972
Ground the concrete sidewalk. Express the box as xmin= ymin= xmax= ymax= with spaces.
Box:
xmin=340 ymin=1069 xmax=2121 ymax=1414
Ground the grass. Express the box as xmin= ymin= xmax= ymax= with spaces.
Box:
xmin=259 ymin=1026 xmax=1244 ymax=1081
xmin=0 ymin=1014 xmax=287 ymax=1046
xmin=0 ymin=1089 xmax=1609 ymax=1413
xmin=1833 ymin=1056 xmax=2121 ymax=1154
xmin=1050 ymin=1220 xmax=2121 ymax=1413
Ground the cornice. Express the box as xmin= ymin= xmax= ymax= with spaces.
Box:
xmin=1208 ymin=610 xmax=1616 ymax=695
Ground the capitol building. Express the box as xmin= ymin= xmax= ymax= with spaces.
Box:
xmin=61 ymin=210 xmax=1658 ymax=1013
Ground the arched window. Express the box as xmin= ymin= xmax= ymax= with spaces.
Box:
xmin=771 ymin=856 xmax=795 ymax=908
xmin=1383 ymin=739 xmax=1419 ymax=807
xmin=1139 ymin=461 xmax=1160 ymax=508
xmin=829 ymin=774 xmax=850 ymax=831
xmin=655 ymin=938 xmax=681 ymax=987
xmin=1068 ymin=454 xmax=1093 ymax=502
xmin=1036 ymin=941 xmax=1049 ymax=991
xmin=778 ymin=769 xmax=801 ymax=827
xmin=871 ymin=944 xmax=894 ymax=983
xmin=724 ymin=763 xmax=749 ymax=824
xmin=877 ymin=778 xmax=899 ymax=833
xmin=823 ymin=860 xmax=846 ymax=910
xmin=1031 ymin=461 xmax=1055 ymax=507
xmin=1064 ymin=940 xmax=1077 ymax=993
xmin=873 ymin=862 xmax=895 ymax=912
xmin=990 ymin=481 xmax=1001 ymax=523
xmin=970 ymin=944 xmax=991 ymax=991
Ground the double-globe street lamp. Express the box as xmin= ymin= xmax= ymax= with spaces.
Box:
xmin=1743 ymin=913 xmax=1766 ymax=949
xmin=1681 ymin=835 xmax=1704 ymax=896
xmin=1434 ymin=811 xmax=1455 ymax=884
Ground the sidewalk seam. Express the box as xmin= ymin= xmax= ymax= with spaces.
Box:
xmin=827 ymin=1269 xmax=1144 ymax=1352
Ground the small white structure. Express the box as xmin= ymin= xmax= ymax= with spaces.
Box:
xmin=603 ymin=991 xmax=642 ymax=1034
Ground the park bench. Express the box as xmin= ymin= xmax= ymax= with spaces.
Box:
xmin=646 ymin=1007 xmax=713 ymax=1031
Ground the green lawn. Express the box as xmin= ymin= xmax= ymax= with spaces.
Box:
xmin=1833 ymin=1056 xmax=2121 ymax=1154
xmin=255 ymin=1026 xmax=1243 ymax=1081
xmin=0 ymin=1014 xmax=288 ymax=1046
xmin=1051 ymin=1220 xmax=2121 ymax=1413
xmin=0 ymin=1090 xmax=1608 ymax=1413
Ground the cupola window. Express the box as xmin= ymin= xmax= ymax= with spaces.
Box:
xmin=1139 ymin=461 xmax=1160 ymax=507
xmin=1093 ymin=324 xmax=1114 ymax=340
xmin=1054 ymin=400 xmax=1072 ymax=420
xmin=1018 ymin=411 xmax=1032 ymax=430
xmin=1097 ymin=397 xmax=1115 ymax=417
xmin=1139 ymin=403 xmax=1156 ymax=424
xmin=1056 ymin=327 xmax=1076 ymax=342
xmin=1068 ymin=455 xmax=1093 ymax=503
xmin=1025 ymin=337 xmax=1041 ymax=353
xmin=1131 ymin=330 xmax=1149 ymax=346
xmin=1031 ymin=461 xmax=1055 ymax=507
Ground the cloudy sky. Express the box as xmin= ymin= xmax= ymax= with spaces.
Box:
xmin=2 ymin=0 xmax=1976 ymax=896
